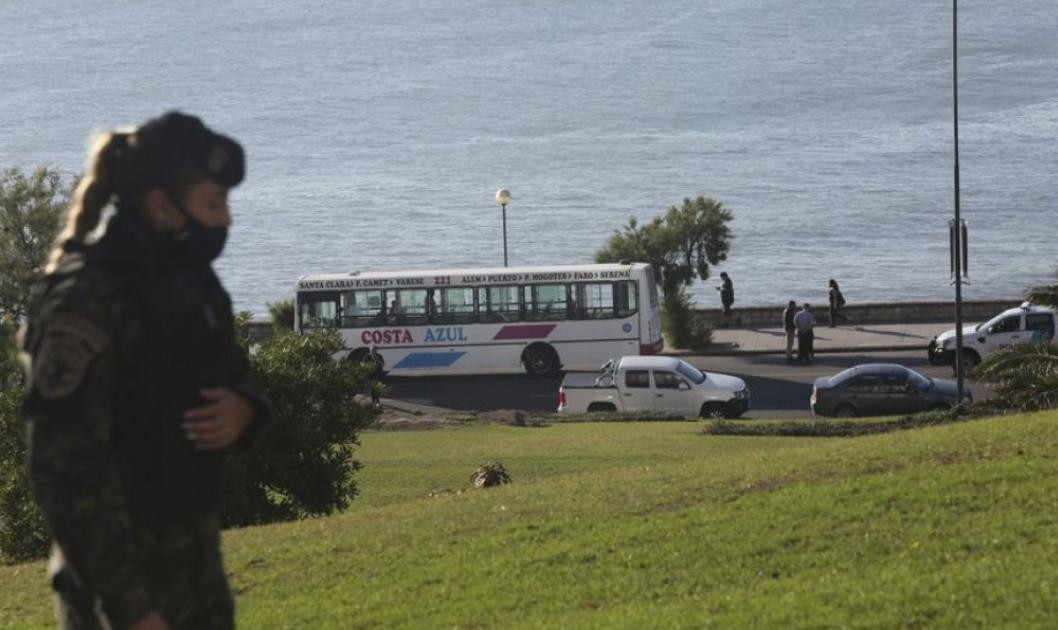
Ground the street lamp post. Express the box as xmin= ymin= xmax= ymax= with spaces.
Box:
xmin=495 ymin=188 xmax=512 ymax=267
xmin=951 ymin=0 xmax=967 ymax=403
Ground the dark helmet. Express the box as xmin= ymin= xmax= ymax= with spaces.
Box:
xmin=127 ymin=111 xmax=245 ymax=194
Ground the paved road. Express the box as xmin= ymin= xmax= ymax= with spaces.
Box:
xmin=385 ymin=349 xmax=982 ymax=418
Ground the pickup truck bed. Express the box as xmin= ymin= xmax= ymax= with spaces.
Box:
xmin=560 ymin=372 xmax=614 ymax=389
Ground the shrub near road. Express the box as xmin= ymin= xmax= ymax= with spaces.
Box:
xmin=4 ymin=414 xmax=1058 ymax=627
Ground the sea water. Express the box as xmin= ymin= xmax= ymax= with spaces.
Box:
xmin=3 ymin=0 xmax=1056 ymax=314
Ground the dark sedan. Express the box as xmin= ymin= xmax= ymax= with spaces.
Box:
xmin=811 ymin=363 xmax=970 ymax=417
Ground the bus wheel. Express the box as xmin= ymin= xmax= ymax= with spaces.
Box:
xmin=523 ymin=344 xmax=559 ymax=377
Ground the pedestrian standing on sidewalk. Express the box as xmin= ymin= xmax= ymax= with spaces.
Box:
xmin=793 ymin=303 xmax=816 ymax=364
xmin=828 ymin=279 xmax=848 ymax=327
xmin=716 ymin=272 xmax=734 ymax=321
xmin=782 ymin=300 xmax=798 ymax=362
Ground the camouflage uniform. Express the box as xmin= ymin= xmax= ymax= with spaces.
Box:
xmin=20 ymin=213 xmax=270 ymax=629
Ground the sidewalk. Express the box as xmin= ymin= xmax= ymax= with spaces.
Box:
xmin=674 ymin=322 xmax=953 ymax=356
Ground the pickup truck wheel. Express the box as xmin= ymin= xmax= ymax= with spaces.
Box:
xmin=955 ymin=349 xmax=980 ymax=376
xmin=587 ymin=402 xmax=617 ymax=413
xmin=700 ymin=402 xmax=726 ymax=420
xmin=723 ymin=402 xmax=744 ymax=419
xmin=523 ymin=344 xmax=560 ymax=377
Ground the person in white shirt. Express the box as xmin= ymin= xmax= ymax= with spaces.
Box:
xmin=793 ymin=304 xmax=816 ymax=364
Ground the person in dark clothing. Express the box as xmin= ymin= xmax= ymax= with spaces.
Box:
xmin=716 ymin=272 xmax=734 ymax=319
xmin=828 ymin=279 xmax=848 ymax=327
xmin=368 ymin=346 xmax=386 ymax=407
xmin=19 ymin=112 xmax=271 ymax=630
xmin=793 ymin=303 xmax=816 ymax=364
xmin=782 ymin=300 xmax=798 ymax=362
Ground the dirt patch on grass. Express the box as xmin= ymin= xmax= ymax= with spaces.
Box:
xmin=369 ymin=410 xmax=463 ymax=430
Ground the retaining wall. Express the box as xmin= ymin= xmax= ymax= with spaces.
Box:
xmin=696 ymin=299 xmax=1021 ymax=329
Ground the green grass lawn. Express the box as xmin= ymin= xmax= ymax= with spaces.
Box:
xmin=4 ymin=412 xmax=1058 ymax=628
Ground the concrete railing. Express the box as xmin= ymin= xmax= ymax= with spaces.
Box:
xmin=696 ymin=299 xmax=1021 ymax=329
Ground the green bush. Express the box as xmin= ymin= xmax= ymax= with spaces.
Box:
xmin=702 ymin=405 xmax=974 ymax=438
xmin=222 ymin=328 xmax=377 ymax=526
xmin=976 ymin=342 xmax=1058 ymax=412
xmin=0 ymin=317 xmax=49 ymax=563
xmin=1 ymin=319 xmax=377 ymax=562
xmin=661 ymin=288 xmax=713 ymax=350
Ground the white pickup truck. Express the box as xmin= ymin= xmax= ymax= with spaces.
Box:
xmin=557 ymin=356 xmax=750 ymax=418
xmin=928 ymin=303 xmax=1057 ymax=370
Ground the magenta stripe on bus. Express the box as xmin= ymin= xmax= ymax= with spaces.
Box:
xmin=492 ymin=324 xmax=557 ymax=340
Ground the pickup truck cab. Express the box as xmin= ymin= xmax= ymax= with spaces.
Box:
xmin=557 ymin=356 xmax=750 ymax=418
xmin=928 ymin=303 xmax=1057 ymax=369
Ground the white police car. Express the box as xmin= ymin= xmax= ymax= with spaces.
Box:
xmin=928 ymin=303 xmax=1057 ymax=370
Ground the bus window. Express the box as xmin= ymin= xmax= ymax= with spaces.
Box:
xmin=387 ymin=289 xmax=429 ymax=325
xmin=615 ymin=281 xmax=638 ymax=318
xmin=436 ymin=287 xmax=477 ymax=324
xmin=528 ymin=284 xmax=569 ymax=321
xmin=299 ymin=293 xmax=339 ymax=329
xmin=340 ymin=290 xmax=384 ymax=327
xmin=576 ymin=283 xmax=614 ymax=319
xmin=480 ymin=286 xmax=521 ymax=322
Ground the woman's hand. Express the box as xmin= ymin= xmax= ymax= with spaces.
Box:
xmin=129 ymin=611 xmax=170 ymax=630
xmin=182 ymin=388 xmax=254 ymax=450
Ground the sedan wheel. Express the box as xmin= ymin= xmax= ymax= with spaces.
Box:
xmin=833 ymin=404 xmax=857 ymax=418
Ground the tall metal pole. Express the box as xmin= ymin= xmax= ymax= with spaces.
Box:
xmin=502 ymin=203 xmax=508 ymax=267
xmin=952 ymin=0 xmax=966 ymax=403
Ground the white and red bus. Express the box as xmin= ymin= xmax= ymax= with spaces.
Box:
xmin=294 ymin=263 xmax=663 ymax=376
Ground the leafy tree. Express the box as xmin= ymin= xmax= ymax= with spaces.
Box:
xmin=0 ymin=167 xmax=71 ymax=319
xmin=0 ymin=165 xmax=69 ymax=562
xmin=0 ymin=315 xmax=50 ymax=563
xmin=221 ymin=327 xmax=377 ymax=526
xmin=596 ymin=196 xmax=732 ymax=348
xmin=1026 ymin=270 xmax=1058 ymax=309
xmin=268 ymin=298 xmax=296 ymax=333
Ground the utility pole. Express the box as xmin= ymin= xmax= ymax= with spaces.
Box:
xmin=952 ymin=0 xmax=966 ymax=403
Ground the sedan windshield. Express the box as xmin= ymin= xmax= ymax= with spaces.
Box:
xmin=907 ymin=368 xmax=932 ymax=390
xmin=830 ymin=367 xmax=858 ymax=384
xmin=676 ymin=360 xmax=706 ymax=384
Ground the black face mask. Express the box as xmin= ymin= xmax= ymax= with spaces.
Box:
xmin=160 ymin=199 xmax=229 ymax=265
xmin=167 ymin=219 xmax=228 ymax=265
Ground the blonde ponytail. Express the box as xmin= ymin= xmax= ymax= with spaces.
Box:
xmin=45 ymin=131 xmax=130 ymax=272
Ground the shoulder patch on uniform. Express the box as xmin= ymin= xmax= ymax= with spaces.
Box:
xmin=32 ymin=313 xmax=109 ymax=400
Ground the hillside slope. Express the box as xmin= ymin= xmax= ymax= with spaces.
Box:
xmin=3 ymin=412 xmax=1057 ymax=628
